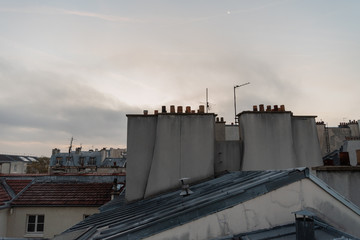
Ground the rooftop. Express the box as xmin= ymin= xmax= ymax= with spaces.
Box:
xmin=11 ymin=182 xmax=114 ymax=206
xmin=61 ymin=168 xmax=315 ymax=240
xmin=0 ymin=174 xmax=125 ymax=208
xmin=0 ymin=154 xmax=38 ymax=163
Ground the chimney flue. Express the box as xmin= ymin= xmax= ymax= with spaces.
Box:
xmin=280 ymin=105 xmax=285 ymax=112
xmin=253 ymin=105 xmax=258 ymax=112
xmin=161 ymin=106 xmax=167 ymax=113
xmin=170 ymin=105 xmax=175 ymax=113
xmin=177 ymin=106 xmax=183 ymax=113
xmin=293 ymin=210 xmax=316 ymax=240
xmin=199 ymin=105 xmax=205 ymax=113
xmin=259 ymin=104 xmax=264 ymax=112
xmin=186 ymin=106 xmax=191 ymax=113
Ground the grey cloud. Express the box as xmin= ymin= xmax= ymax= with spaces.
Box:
xmin=0 ymin=58 xmax=136 ymax=154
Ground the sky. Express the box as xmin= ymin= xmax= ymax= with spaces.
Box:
xmin=1 ymin=0 xmax=360 ymax=157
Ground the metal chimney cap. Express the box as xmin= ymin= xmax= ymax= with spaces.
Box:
xmin=292 ymin=209 xmax=316 ymax=217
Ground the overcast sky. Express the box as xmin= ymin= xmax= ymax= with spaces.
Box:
xmin=1 ymin=0 xmax=360 ymax=156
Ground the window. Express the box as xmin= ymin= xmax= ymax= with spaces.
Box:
xmin=79 ymin=157 xmax=85 ymax=166
xmin=66 ymin=156 xmax=72 ymax=164
xmin=88 ymin=157 xmax=96 ymax=166
xmin=27 ymin=215 xmax=44 ymax=233
xmin=56 ymin=157 xmax=62 ymax=166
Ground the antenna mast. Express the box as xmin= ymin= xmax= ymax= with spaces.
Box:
xmin=206 ymin=88 xmax=209 ymax=113
xmin=68 ymin=137 xmax=73 ymax=154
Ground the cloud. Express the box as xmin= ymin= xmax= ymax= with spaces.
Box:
xmin=0 ymin=57 xmax=136 ymax=156
xmin=0 ymin=6 xmax=139 ymax=23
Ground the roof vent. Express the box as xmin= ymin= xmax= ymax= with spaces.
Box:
xmin=179 ymin=178 xmax=193 ymax=196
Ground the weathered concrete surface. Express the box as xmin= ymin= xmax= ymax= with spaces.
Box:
xmin=126 ymin=116 xmax=157 ymax=202
xmin=215 ymin=141 xmax=241 ymax=174
xmin=145 ymin=179 xmax=360 ymax=240
xmin=343 ymin=140 xmax=360 ymax=166
xmin=126 ymin=114 xmax=215 ymax=201
xmin=315 ymin=168 xmax=360 ymax=207
xmin=145 ymin=114 xmax=215 ymax=198
xmin=0 ymin=209 xmax=7 ymax=237
xmin=240 ymin=112 xmax=297 ymax=170
xmin=215 ymin=122 xmax=225 ymax=141
xmin=292 ymin=116 xmax=322 ymax=168
xmin=225 ymin=125 xmax=239 ymax=140
xmin=240 ymin=112 xmax=322 ymax=170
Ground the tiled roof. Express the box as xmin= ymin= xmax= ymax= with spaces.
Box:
xmin=11 ymin=182 xmax=114 ymax=206
xmin=62 ymin=169 xmax=309 ymax=240
xmin=0 ymin=183 xmax=11 ymax=205
xmin=6 ymin=179 xmax=32 ymax=194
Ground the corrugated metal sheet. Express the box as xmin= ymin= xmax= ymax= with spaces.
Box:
xmin=63 ymin=169 xmax=308 ymax=240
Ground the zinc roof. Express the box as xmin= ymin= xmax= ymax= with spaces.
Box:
xmin=62 ymin=168 xmax=309 ymax=240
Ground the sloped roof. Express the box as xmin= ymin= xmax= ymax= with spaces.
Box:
xmin=6 ymin=179 xmax=32 ymax=194
xmin=11 ymin=182 xmax=114 ymax=206
xmin=61 ymin=168 xmax=310 ymax=240
xmin=235 ymin=219 xmax=358 ymax=240
xmin=0 ymin=154 xmax=38 ymax=163
xmin=0 ymin=182 xmax=11 ymax=205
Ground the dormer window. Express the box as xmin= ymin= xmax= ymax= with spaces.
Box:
xmin=56 ymin=157 xmax=62 ymax=166
xmin=79 ymin=157 xmax=85 ymax=166
xmin=88 ymin=157 xmax=96 ymax=166
xmin=66 ymin=156 xmax=72 ymax=163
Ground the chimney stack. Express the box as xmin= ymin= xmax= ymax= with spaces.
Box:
xmin=259 ymin=104 xmax=264 ymax=112
xmin=294 ymin=210 xmax=315 ymax=240
xmin=198 ymin=105 xmax=205 ymax=113
xmin=177 ymin=106 xmax=183 ymax=113
xmin=170 ymin=105 xmax=175 ymax=113
xmin=280 ymin=105 xmax=285 ymax=112
xmin=161 ymin=106 xmax=167 ymax=113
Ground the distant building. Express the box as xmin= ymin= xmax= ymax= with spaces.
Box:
xmin=316 ymin=120 xmax=360 ymax=159
xmin=49 ymin=147 xmax=126 ymax=174
xmin=0 ymin=154 xmax=38 ymax=174
xmin=0 ymin=173 xmax=125 ymax=239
